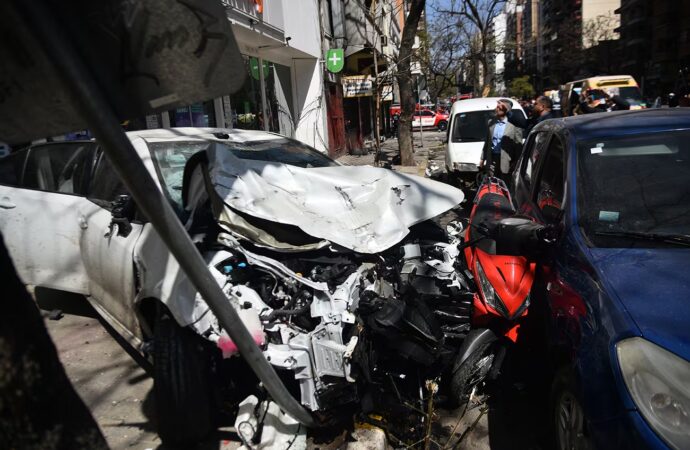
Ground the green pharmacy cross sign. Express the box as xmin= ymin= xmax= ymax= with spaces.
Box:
xmin=326 ymin=48 xmax=344 ymax=73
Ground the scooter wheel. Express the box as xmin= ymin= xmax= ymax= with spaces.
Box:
xmin=450 ymin=342 xmax=495 ymax=407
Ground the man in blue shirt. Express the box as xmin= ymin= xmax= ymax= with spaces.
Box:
xmin=480 ymin=100 xmax=524 ymax=180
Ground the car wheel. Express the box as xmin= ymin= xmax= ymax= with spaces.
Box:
xmin=153 ymin=311 xmax=215 ymax=447
xmin=552 ymin=368 xmax=592 ymax=450
xmin=450 ymin=342 xmax=495 ymax=407
xmin=438 ymin=120 xmax=448 ymax=131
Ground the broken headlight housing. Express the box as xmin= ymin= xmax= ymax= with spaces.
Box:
xmin=617 ymin=337 xmax=690 ymax=449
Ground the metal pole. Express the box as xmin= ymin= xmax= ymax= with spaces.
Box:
xmin=373 ymin=48 xmax=381 ymax=161
xmin=417 ymin=76 xmax=424 ymax=149
xmin=13 ymin=0 xmax=316 ymax=428
xmin=259 ymin=57 xmax=269 ymax=132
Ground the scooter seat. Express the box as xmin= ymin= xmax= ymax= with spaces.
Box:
xmin=473 ymin=192 xmax=515 ymax=229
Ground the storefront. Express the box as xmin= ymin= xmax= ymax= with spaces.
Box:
xmin=342 ymin=75 xmax=375 ymax=153
xmin=228 ymin=55 xmax=294 ymax=136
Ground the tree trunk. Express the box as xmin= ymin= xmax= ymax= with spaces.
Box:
xmin=396 ymin=0 xmax=426 ymax=166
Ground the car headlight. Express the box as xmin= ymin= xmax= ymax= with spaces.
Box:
xmin=617 ymin=337 xmax=690 ymax=448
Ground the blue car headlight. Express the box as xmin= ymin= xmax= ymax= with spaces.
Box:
xmin=617 ymin=337 xmax=690 ymax=448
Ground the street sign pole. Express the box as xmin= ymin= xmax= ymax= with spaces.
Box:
xmin=418 ymin=77 xmax=424 ymax=149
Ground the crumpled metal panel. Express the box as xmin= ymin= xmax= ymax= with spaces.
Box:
xmin=207 ymin=144 xmax=465 ymax=253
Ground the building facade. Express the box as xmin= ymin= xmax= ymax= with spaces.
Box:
xmin=616 ymin=0 xmax=690 ymax=97
xmin=124 ymin=0 xmax=330 ymax=154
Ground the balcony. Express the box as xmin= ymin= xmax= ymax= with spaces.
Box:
xmin=223 ymin=0 xmax=284 ymax=31
xmin=343 ymin=0 xmax=381 ymax=57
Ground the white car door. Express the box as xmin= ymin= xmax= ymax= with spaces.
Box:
xmin=0 ymin=143 xmax=100 ymax=293
xmin=421 ymin=111 xmax=436 ymax=127
xmin=80 ymin=150 xmax=145 ymax=339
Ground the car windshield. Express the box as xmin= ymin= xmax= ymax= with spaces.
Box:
xmin=148 ymin=137 xmax=337 ymax=215
xmin=577 ymin=131 xmax=690 ymax=247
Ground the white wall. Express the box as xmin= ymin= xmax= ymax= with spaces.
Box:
xmin=494 ymin=11 xmax=507 ymax=93
xmin=283 ymin=0 xmax=322 ymax=58
xmin=292 ymin=59 xmax=328 ymax=152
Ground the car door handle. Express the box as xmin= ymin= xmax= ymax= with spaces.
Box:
xmin=78 ymin=215 xmax=88 ymax=229
xmin=0 ymin=197 xmax=16 ymax=209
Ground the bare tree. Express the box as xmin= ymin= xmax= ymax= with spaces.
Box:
xmin=397 ymin=0 xmax=426 ymax=166
xmin=424 ymin=7 xmax=471 ymax=100
xmin=434 ymin=0 xmax=506 ymax=95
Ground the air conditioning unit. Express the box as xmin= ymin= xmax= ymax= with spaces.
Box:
xmin=380 ymin=35 xmax=388 ymax=47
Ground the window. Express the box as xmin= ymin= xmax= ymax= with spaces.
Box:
xmin=535 ymin=136 xmax=565 ymax=222
xmin=23 ymin=143 xmax=96 ymax=194
xmin=421 ymin=110 xmax=435 ymax=117
xmin=523 ymin=131 xmax=549 ymax=184
xmin=578 ymin=131 xmax=690 ymax=247
xmin=88 ymin=152 xmax=129 ymax=208
xmin=451 ymin=111 xmax=493 ymax=143
xmin=0 ymin=150 xmax=28 ymax=187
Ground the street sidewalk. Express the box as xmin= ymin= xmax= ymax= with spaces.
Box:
xmin=336 ymin=130 xmax=447 ymax=177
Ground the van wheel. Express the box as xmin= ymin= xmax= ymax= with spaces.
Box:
xmin=153 ymin=311 xmax=215 ymax=447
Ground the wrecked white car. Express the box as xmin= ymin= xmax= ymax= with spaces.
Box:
xmin=0 ymin=128 xmax=471 ymax=446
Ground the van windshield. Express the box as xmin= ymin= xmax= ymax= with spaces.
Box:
xmin=604 ymin=86 xmax=644 ymax=106
xmin=451 ymin=111 xmax=494 ymax=143
xmin=451 ymin=109 xmax=526 ymax=143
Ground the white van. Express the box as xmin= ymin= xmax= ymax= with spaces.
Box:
xmin=444 ymin=97 xmax=527 ymax=184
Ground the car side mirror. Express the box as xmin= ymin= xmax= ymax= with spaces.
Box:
xmin=108 ymin=194 xmax=134 ymax=237
xmin=493 ymin=217 xmax=556 ymax=258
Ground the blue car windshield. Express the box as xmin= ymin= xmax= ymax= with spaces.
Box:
xmin=578 ymin=131 xmax=690 ymax=247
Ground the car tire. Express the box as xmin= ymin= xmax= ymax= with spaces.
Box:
xmin=449 ymin=342 xmax=495 ymax=407
xmin=551 ymin=368 xmax=593 ymax=450
xmin=153 ymin=311 xmax=215 ymax=447
xmin=438 ymin=120 xmax=448 ymax=132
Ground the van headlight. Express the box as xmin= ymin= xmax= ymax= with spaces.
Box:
xmin=617 ymin=337 xmax=690 ymax=448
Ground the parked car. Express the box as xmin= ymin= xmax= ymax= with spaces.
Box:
xmin=510 ymin=109 xmax=690 ymax=450
xmin=411 ymin=108 xmax=449 ymax=131
xmin=0 ymin=127 xmax=470 ymax=446
xmin=444 ymin=97 xmax=527 ymax=185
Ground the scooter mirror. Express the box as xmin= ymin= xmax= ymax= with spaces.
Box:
xmin=494 ymin=217 xmax=550 ymax=257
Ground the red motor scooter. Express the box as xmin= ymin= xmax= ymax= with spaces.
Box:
xmin=449 ymin=175 xmax=550 ymax=405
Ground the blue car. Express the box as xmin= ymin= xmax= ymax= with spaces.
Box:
xmin=510 ymin=109 xmax=690 ymax=449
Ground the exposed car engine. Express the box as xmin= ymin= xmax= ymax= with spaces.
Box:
xmin=189 ymin=221 xmax=472 ymax=433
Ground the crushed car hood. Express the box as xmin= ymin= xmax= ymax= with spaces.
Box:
xmin=207 ymin=144 xmax=464 ymax=253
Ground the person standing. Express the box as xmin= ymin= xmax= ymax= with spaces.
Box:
xmin=508 ymin=95 xmax=555 ymax=134
xmin=480 ymin=100 xmax=524 ymax=180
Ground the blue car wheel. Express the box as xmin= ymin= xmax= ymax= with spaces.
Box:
xmin=552 ymin=368 xmax=593 ymax=450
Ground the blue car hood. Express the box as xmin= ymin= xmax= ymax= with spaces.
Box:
xmin=590 ymin=248 xmax=690 ymax=361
